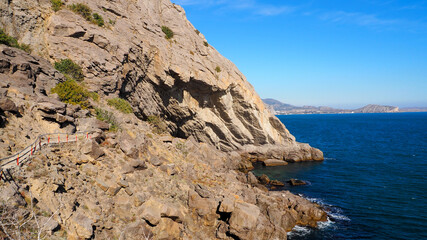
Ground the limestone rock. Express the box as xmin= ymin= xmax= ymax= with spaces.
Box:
xmin=258 ymin=174 xmax=270 ymax=185
xmin=288 ymin=179 xmax=307 ymax=186
xmin=0 ymin=0 xmax=323 ymax=160
xmin=263 ymin=159 xmax=288 ymax=166
xmin=140 ymin=198 xmax=162 ymax=226
xmin=70 ymin=213 xmax=94 ymax=239
xmin=0 ymin=98 xmax=18 ymax=113
xmin=229 ymin=202 xmax=260 ymax=238
xmin=270 ymin=179 xmax=285 ymax=187
xmin=247 ymin=172 xmax=258 ymax=185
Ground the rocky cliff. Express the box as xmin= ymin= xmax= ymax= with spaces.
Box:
xmin=0 ymin=0 xmax=322 ymax=161
xmin=0 ymin=46 xmax=327 ymax=240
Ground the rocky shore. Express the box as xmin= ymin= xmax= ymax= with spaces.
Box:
xmin=1 ymin=0 xmax=327 ymax=239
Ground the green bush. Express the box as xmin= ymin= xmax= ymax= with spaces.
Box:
xmin=95 ymin=108 xmax=119 ymax=131
xmin=203 ymin=41 xmax=209 ymax=47
xmin=161 ymin=26 xmax=174 ymax=39
xmin=147 ymin=115 xmax=168 ymax=134
xmin=215 ymin=66 xmax=221 ymax=73
xmin=51 ymin=79 xmax=91 ymax=108
xmin=54 ymin=59 xmax=84 ymax=81
xmin=51 ymin=0 xmax=63 ymax=12
xmin=107 ymin=98 xmax=133 ymax=114
xmin=92 ymin=13 xmax=104 ymax=27
xmin=88 ymin=92 xmax=99 ymax=102
xmin=0 ymin=29 xmax=32 ymax=53
xmin=69 ymin=3 xmax=93 ymax=21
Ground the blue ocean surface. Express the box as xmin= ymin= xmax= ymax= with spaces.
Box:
xmin=252 ymin=113 xmax=427 ymax=240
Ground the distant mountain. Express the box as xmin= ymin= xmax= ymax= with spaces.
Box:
xmin=353 ymin=104 xmax=398 ymax=113
xmin=263 ymin=99 xmax=407 ymax=115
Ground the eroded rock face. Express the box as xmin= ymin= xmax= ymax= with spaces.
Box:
xmin=0 ymin=0 xmax=323 ymax=160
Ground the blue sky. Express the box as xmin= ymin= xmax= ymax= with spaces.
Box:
xmin=172 ymin=0 xmax=427 ymax=108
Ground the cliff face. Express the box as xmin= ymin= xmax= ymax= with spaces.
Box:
xmin=0 ymin=45 xmax=327 ymax=240
xmin=0 ymin=0 xmax=322 ymax=160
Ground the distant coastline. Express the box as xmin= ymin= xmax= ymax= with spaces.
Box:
xmin=263 ymin=98 xmax=427 ymax=115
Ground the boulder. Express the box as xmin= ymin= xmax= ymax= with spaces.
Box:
xmin=270 ymin=179 xmax=285 ymax=187
xmin=263 ymin=159 xmax=288 ymax=167
xmin=149 ymin=155 xmax=164 ymax=166
xmin=288 ymin=179 xmax=307 ymax=186
xmin=82 ymin=141 xmax=105 ymax=160
xmin=0 ymin=98 xmax=18 ymax=113
xmin=77 ymin=118 xmax=109 ymax=132
xmin=39 ymin=216 xmax=59 ymax=234
xmin=159 ymin=164 xmax=178 ymax=175
xmin=229 ymin=202 xmax=260 ymax=237
xmin=258 ymin=174 xmax=270 ymax=185
xmin=218 ymin=197 xmax=235 ymax=213
xmin=247 ymin=172 xmax=258 ymax=185
xmin=129 ymin=159 xmax=147 ymax=170
xmin=119 ymin=139 xmax=139 ymax=158
xmin=70 ymin=213 xmax=94 ymax=239
xmin=140 ymin=198 xmax=163 ymax=226
xmin=37 ymin=98 xmax=66 ymax=114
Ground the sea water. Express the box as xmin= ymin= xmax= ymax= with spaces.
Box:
xmin=252 ymin=113 xmax=427 ymax=240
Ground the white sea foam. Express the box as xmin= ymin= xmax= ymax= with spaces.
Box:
xmin=287 ymin=225 xmax=311 ymax=237
xmin=305 ymin=197 xmax=325 ymax=205
xmin=317 ymin=217 xmax=334 ymax=229
xmin=329 ymin=212 xmax=351 ymax=221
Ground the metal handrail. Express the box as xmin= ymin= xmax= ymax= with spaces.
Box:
xmin=0 ymin=132 xmax=92 ymax=172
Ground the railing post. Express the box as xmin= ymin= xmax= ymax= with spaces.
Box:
xmin=17 ymin=154 xmax=19 ymax=166
xmin=48 ymin=136 xmax=50 ymax=143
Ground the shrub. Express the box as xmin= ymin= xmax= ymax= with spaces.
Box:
xmin=195 ymin=29 xmax=200 ymax=35
xmin=54 ymin=59 xmax=84 ymax=81
xmin=203 ymin=41 xmax=209 ymax=47
xmin=161 ymin=26 xmax=174 ymax=39
xmin=107 ymin=98 xmax=133 ymax=114
xmin=69 ymin=3 xmax=92 ymax=21
xmin=109 ymin=19 xmax=116 ymax=26
xmin=147 ymin=115 xmax=168 ymax=134
xmin=51 ymin=79 xmax=91 ymax=108
xmin=95 ymin=108 xmax=119 ymax=131
xmin=51 ymin=0 xmax=63 ymax=12
xmin=92 ymin=13 xmax=104 ymax=27
xmin=189 ymin=51 xmax=194 ymax=55
xmin=175 ymin=142 xmax=188 ymax=157
xmin=88 ymin=91 xmax=99 ymax=102
xmin=215 ymin=66 xmax=221 ymax=73
xmin=0 ymin=29 xmax=32 ymax=53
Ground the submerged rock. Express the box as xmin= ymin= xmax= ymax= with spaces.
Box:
xmin=288 ymin=179 xmax=308 ymax=186
xmin=263 ymin=159 xmax=288 ymax=166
